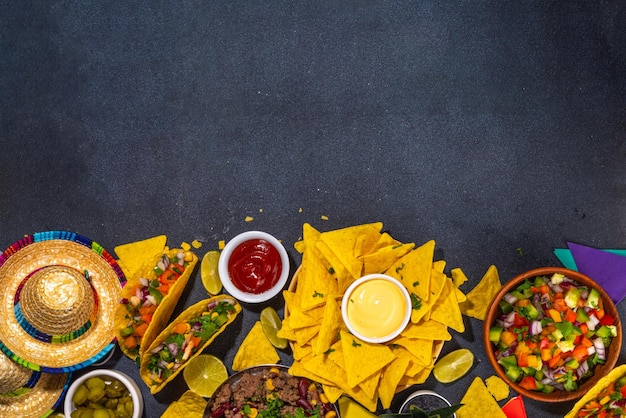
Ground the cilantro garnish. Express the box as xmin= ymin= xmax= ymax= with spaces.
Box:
xmin=410 ymin=293 xmax=422 ymax=310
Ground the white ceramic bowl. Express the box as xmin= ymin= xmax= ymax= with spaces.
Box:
xmin=64 ymin=369 xmax=144 ymax=418
xmin=400 ymin=389 xmax=455 ymax=416
xmin=341 ymin=273 xmax=411 ymax=343
xmin=218 ymin=231 xmax=290 ymax=303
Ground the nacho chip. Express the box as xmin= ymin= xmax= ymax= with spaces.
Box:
xmin=451 ymin=267 xmax=469 ymax=287
xmin=232 ymin=321 xmax=280 ymax=371
xmin=360 ymin=233 xmax=415 ymax=275
xmin=340 ymin=331 xmax=396 ymax=388
xmin=297 ymin=250 xmax=338 ymax=312
xmin=459 ymin=265 xmax=501 ymax=320
xmin=161 ymin=390 xmax=207 ymax=418
xmin=410 ymin=268 xmax=447 ymax=324
xmin=457 ymin=377 xmax=506 ymax=418
xmin=322 ymin=384 xmax=344 ymax=403
xmin=114 ymin=235 xmax=167 ymax=278
xmin=485 ymin=375 xmax=510 ymax=401
xmin=314 ymin=297 xmax=344 ymax=355
xmin=433 ymin=259 xmax=446 ymax=273
xmin=430 ymin=278 xmax=465 ymax=333
xmin=392 ymin=337 xmax=434 ymax=367
xmin=401 ymin=320 xmax=452 ymax=341
xmin=386 ymin=240 xmax=435 ymax=301
xmin=378 ymin=355 xmax=411 ymax=409
xmin=319 ymin=222 xmax=383 ymax=279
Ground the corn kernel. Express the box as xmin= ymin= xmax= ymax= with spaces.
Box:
xmin=265 ymin=379 xmax=275 ymax=391
xmin=600 ymin=395 xmax=611 ymax=405
xmin=325 ymin=412 xmax=337 ymax=418
xmin=320 ymin=393 xmax=329 ymax=404
xmin=184 ymin=251 xmax=194 ymax=262
xmin=181 ymin=242 xmax=191 ymax=251
xmin=308 ymin=383 xmax=316 ymax=392
xmin=269 ymin=367 xmax=280 ymax=375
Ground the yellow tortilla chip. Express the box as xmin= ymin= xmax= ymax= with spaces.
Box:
xmin=432 ymin=259 xmax=446 ymax=273
xmin=315 ymin=240 xmax=354 ymax=293
xmin=297 ymin=250 xmax=338 ymax=312
xmin=459 ymin=264 xmax=501 ymax=320
xmin=323 ymin=384 xmax=344 ymax=403
xmin=457 ymin=377 xmax=506 ymax=418
xmin=161 ymin=390 xmax=207 ymax=418
xmin=485 ymin=375 xmax=510 ymax=401
xmin=378 ymin=355 xmax=410 ymax=409
xmin=392 ymin=337 xmax=434 ymax=367
xmin=451 ymin=267 xmax=469 ymax=287
xmin=319 ymin=222 xmax=383 ymax=279
xmin=232 ymin=321 xmax=280 ymax=371
xmin=430 ymin=278 xmax=465 ymax=333
xmin=340 ymin=330 xmax=396 ymax=388
xmin=114 ymin=235 xmax=167 ymax=278
xmin=410 ymin=269 xmax=447 ymax=324
xmin=314 ymin=297 xmax=343 ymax=355
xmin=359 ymin=233 xmax=415 ymax=275
xmin=283 ymin=291 xmax=322 ymax=329
xmin=401 ymin=320 xmax=452 ymax=341
xmin=386 ymin=240 xmax=435 ymax=301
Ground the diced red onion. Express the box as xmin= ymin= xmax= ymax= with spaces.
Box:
xmin=576 ymin=361 xmax=590 ymax=379
xmin=177 ymin=252 xmax=185 ymax=266
xmin=587 ymin=346 xmax=596 ymax=356
xmin=586 ymin=314 xmax=600 ymax=331
xmin=503 ymin=311 xmax=516 ymax=328
xmin=593 ymin=337 xmax=606 ymax=361
xmin=529 ymin=321 xmax=543 ymax=335
xmin=139 ymin=277 xmax=149 ymax=287
xmin=150 ymin=343 xmax=165 ymax=353
xmin=503 ymin=293 xmax=518 ymax=304
xmin=146 ymin=295 xmax=157 ymax=306
xmin=167 ymin=342 xmax=179 ymax=357
xmin=207 ymin=301 xmax=217 ymax=310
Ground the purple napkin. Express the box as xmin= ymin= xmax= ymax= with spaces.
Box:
xmin=568 ymin=242 xmax=626 ymax=305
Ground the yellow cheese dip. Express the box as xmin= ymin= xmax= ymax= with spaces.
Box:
xmin=346 ymin=278 xmax=408 ymax=339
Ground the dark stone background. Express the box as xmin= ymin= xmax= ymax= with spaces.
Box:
xmin=1 ymin=1 xmax=625 ymax=416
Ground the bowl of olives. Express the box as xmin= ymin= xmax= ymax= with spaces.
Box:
xmin=64 ymin=369 xmax=143 ymax=418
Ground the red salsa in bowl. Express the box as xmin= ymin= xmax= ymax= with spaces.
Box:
xmin=219 ymin=231 xmax=289 ymax=303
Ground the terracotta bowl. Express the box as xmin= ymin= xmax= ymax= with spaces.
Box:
xmin=483 ymin=267 xmax=622 ymax=403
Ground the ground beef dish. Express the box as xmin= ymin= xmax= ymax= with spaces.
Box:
xmin=207 ymin=366 xmax=335 ymax=418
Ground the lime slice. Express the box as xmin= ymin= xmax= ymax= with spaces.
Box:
xmin=260 ymin=307 xmax=288 ymax=349
xmin=201 ymin=251 xmax=222 ymax=295
xmin=183 ymin=354 xmax=228 ymax=397
xmin=433 ymin=348 xmax=474 ymax=383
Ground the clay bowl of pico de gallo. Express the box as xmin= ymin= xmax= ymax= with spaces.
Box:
xmin=218 ymin=231 xmax=290 ymax=303
xmin=203 ymin=365 xmax=338 ymax=418
xmin=483 ymin=267 xmax=621 ymax=403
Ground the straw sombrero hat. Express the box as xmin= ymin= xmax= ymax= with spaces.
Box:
xmin=0 ymin=351 xmax=70 ymax=417
xmin=0 ymin=231 xmax=125 ymax=372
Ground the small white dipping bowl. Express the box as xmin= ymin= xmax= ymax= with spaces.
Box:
xmin=218 ymin=231 xmax=290 ymax=303
xmin=64 ymin=369 xmax=144 ymax=418
xmin=341 ymin=273 xmax=412 ymax=344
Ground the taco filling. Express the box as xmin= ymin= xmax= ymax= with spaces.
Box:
xmin=145 ymin=298 xmax=238 ymax=385
xmin=575 ymin=374 xmax=626 ymax=417
xmin=118 ymin=251 xmax=194 ymax=358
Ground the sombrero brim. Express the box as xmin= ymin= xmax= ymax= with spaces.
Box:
xmin=0 ymin=231 xmax=125 ymax=372
xmin=0 ymin=371 xmax=70 ymax=418
xmin=0 ymin=351 xmax=71 ymax=418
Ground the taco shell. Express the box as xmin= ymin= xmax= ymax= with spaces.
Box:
xmin=115 ymin=248 xmax=198 ymax=361
xmin=139 ymin=295 xmax=242 ymax=394
xmin=565 ymin=364 xmax=626 ymax=418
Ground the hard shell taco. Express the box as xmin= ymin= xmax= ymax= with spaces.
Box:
xmin=565 ymin=364 xmax=626 ymax=418
xmin=115 ymin=248 xmax=199 ymax=361
xmin=139 ymin=295 xmax=242 ymax=394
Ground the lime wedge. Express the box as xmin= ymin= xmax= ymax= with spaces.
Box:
xmin=433 ymin=348 xmax=474 ymax=383
xmin=201 ymin=251 xmax=222 ymax=295
xmin=183 ymin=354 xmax=228 ymax=397
xmin=260 ymin=307 xmax=288 ymax=349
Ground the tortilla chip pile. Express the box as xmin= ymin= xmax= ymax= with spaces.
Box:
xmin=280 ymin=222 xmax=496 ymax=412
